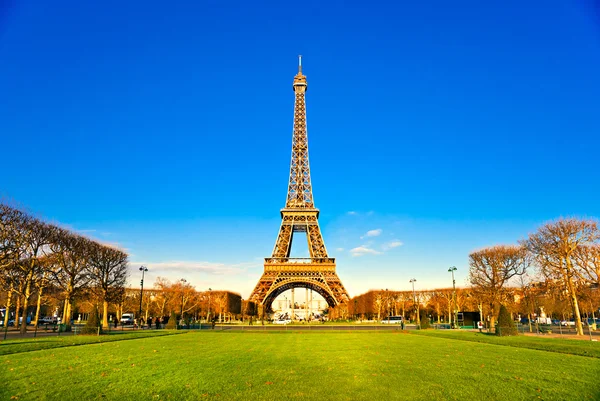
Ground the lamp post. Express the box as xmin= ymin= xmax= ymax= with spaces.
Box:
xmin=386 ymin=288 xmax=391 ymax=324
xmin=138 ymin=266 xmax=148 ymax=318
xmin=410 ymin=278 xmax=420 ymax=329
xmin=448 ymin=266 xmax=457 ymax=329
xmin=208 ymin=288 xmax=212 ymax=322
xmin=180 ymin=278 xmax=187 ymax=317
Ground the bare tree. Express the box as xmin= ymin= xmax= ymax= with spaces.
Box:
xmin=572 ymin=244 xmax=600 ymax=286
xmin=468 ymin=245 xmax=529 ymax=331
xmin=523 ymin=218 xmax=599 ymax=336
xmin=49 ymin=229 xmax=91 ymax=322
xmin=14 ymin=216 xmax=56 ymax=333
xmin=87 ymin=243 xmax=128 ymax=329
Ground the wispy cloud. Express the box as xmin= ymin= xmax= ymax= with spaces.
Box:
xmin=382 ymin=240 xmax=403 ymax=250
xmin=347 ymin=211 xmax=357 ymax=215
xmin=336 ymin=247 xmax=345 ymax=252
xmin=350 ymin=246 xmax=382 ymax=257
xmin=130 ymin=260 xmax=257 ymax=276
xmin=360 ymin=228 xmax=382 ymax=239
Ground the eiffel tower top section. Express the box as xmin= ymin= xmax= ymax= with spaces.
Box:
xmin=285 ymin=55 xmax=316 ymax=213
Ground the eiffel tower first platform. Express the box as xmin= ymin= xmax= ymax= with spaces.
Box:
xmin=249 ymin=57 xmax=349 ymax=311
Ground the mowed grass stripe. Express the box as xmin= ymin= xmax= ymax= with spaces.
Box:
xmin=2 ymin=331 xmax=599 ymax=401
xmin=0 ymin=330 xmax=183 ymax=356
xmin=409 ymin=330 xmax=600 ymax=359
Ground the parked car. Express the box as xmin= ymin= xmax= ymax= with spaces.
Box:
xmin=39 ymin=316 xmax=58 ymax=325
xmin=560 ymin=320 xmax=575 ymax=326
xmin=39 ymin=316 xmax=58 ymax=324
xmin=273 ymin=319 xmax=291 ymax=325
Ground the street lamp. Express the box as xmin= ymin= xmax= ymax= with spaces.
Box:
xmin=410 ymin=278 xmax=420 ymax=328
xmin=138 ymin=266 xmax=148 ymax=318
xmin=448 ymin=266 xmax=457 ymax=329
xmin=180 ymin=278 xmax=187 ymax=317
xmin=386 ymin=288 xmax=391 ymax=324
xmin=208 ymin=288 xmax=212 ymax=321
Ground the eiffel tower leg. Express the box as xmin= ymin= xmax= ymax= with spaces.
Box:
xmin=306 ymin=222 xmax=328 ymax=258
xmin=271 ymin=222 xmax=293 ymax=259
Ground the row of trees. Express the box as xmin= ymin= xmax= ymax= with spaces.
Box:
xmin=467 ymin=218 xmax=599 ymax=335
xmin=330 ymin=218 xmax=599 ymax=336
xmin=131 ymin=278 xmax=244 ymax=323
xmin=1 ymin=202 xmax=129 ymax=331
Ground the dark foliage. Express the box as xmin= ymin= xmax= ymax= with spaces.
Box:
xmin=496 ymin=304 xmax=517 ymax=336
xmin=80 ymin=306 xmax=102 ymax=335
xmin=165 ymin=311 xmax=177 ymax=330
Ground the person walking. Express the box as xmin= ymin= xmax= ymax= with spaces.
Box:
xmin=155 ymin=316 xmax=161 ymax=329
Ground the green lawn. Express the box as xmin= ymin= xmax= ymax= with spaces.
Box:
xmin=2 ymin=331 xmax=599 ymax=400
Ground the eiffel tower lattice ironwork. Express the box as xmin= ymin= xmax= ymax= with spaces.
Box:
xmin=249 ymin=57 xmax=349 ymax=310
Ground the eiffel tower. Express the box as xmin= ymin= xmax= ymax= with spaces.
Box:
xmin=249 ymin=57 xmax=349 ymax=311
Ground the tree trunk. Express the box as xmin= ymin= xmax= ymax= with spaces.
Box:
xmin=14 ymin=295 xmax=21 ymax=331
xmin=3 ymin=287 xmax=13 ymax=328
xmin=565 ymin=257 xmax=584 ymax=335
xmin=62 ymin=298 xmax=68 ymax=322
xmin=34 ymin=283 xmax=45 ymax=327
xmin=20 ymin=278 xmax=33 ymax=334
xmin=102 ymin=300 xmax=109 ymax=329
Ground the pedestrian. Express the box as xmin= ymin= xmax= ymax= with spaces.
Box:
xmin=211 ymin=317 xmax=216 ymax=330
xmin=155 ymin=316 xmax=161 ymax=329
xmin=140 ymin=317 xmax=145 ymax=330
xmin=148 ymin=316 xmax=153 ymax=329
xmin=113 ymin=316 xmax=118 ymax=329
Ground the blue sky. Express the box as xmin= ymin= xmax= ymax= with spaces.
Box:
xmin=1 ymin=1 xmax=599 ymax=299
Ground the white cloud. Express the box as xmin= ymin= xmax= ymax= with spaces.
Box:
xmin=336 ymin=247 xmax=345 ymax=252
xmin=130 ymin=260 xmax=256 ymax=277
xmin=382 ymin=240 xmax=403 ymax=250
xmin=347 ymin=211 xmax=357 ymax=215
xmin=360 ymin=229 xmax=382 ymax=239
xmin=350 ymin=246 xmax=382 ymax=257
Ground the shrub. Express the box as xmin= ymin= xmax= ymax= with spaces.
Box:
xmin=80 ymin=306 xmax=102 ymax=335
xmin=165 ymin=311 xmax=177 ymax=330
xmin=419 ymin=310 xmax=431 ymax=329
xmin=496 ymin=304 xmax=517 ymax=336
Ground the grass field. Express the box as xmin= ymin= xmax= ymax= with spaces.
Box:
xmin=1 ymin=330 xmax=599 ymax=400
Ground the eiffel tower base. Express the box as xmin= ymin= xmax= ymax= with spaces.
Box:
xmin=250 ymin=258 xmax=349 ymax=311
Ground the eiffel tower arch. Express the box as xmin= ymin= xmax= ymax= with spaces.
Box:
xmin=250 ymin=57 xmax=349 ymax=313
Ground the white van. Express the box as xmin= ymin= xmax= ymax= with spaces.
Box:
xmin=120 ymin=313 xmax=135 ymax=325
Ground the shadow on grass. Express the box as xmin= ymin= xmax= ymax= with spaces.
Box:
xmin=0 ymin=331 xmax=185 ymax=356
xmin=411 ymin=330 xmax=600 ymax=359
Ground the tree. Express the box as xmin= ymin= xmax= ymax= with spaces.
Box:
xmin=49 ymin=229 xmax=91 ymax=323
xmin=524 ymin=218 xmax=599 ymax=336
xmin=468 ymin=245 xmax=528 ymax=331
xmin=572 ymin=244 xmax=600 ymax=286
xmin=165 ymin=311 xmax=177 ymax=329
xmin=81 ymin=305 xmax=102 ymax=335
xmin=87 ymin=243 xmax=128 ymax=329
xmin=14 ymin=216 xmax=56 ymax=333
xmin=496 ymin=304 xmax=517 ymax=336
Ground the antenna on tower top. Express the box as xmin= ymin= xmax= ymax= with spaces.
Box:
xmin=298 ymin=55 xmax=302 ymax=73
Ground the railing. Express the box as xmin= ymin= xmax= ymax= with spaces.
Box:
xmin=264 ymin=257 xmax=335 ymax=264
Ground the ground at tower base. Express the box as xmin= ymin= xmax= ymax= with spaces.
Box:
xmin=2 ymin=330 xmax=599 ymax=401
